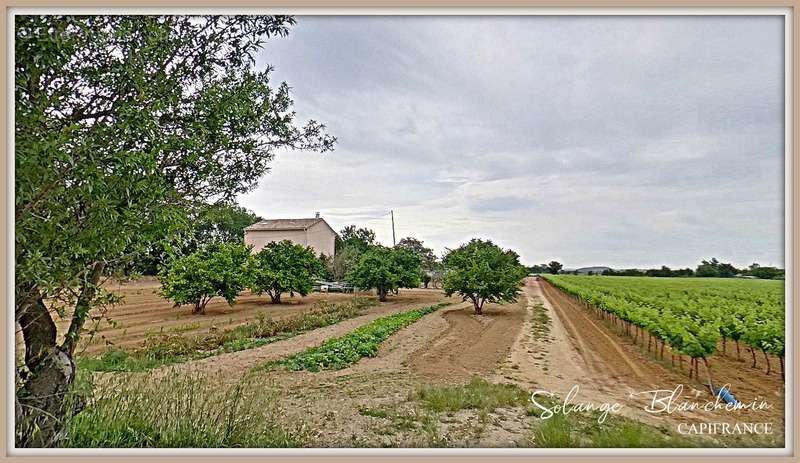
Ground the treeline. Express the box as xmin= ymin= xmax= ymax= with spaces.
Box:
xmin=528 ymin=257 xmax=784 ymax=280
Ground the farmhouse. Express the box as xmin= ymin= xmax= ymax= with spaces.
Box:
xmin=244 ymin=214 xmax=337 ymax=257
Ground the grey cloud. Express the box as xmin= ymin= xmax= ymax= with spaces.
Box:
xmin=240 ymin=15 xmax=785 ymax=268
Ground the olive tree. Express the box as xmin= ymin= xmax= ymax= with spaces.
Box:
xmin=15 ymin=15 xmax=334 ymax=447
xmin=159 ymin=243 xmax=251 ymax=314
xmin=245 ymin=240 xmax=324 ymax=304
xmin=347 ymin=246 xmax=421 ymax=302
xmin=442 ymin=239 xmax=528 ymax=314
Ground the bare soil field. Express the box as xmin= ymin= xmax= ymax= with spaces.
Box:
xmin=53 ymin=277 xmax=449 ymax=357
xmin=78 ymin=277 xmax=784 ymax=447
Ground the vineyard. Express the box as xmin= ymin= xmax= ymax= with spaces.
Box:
xmin=540 ymin=275 xmax=785 ymax=385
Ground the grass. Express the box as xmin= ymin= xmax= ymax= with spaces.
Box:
xmin=403 ymin=378 xmax=702 ymax=448
xmin=78 ymin=297 xmax=375 ymax=372
xmin=533 ymin=412 xmax=576 ymax=447
xmin=530 ymin=302 xmax=551 ymax=341
xmin=65 ymin=372 xmax=308 ymax=448
xmin=265 ymin=302 xmax=451 ymax=372
xmin=527 ymin=397 xmax=701 ymax=448
xmin=413 ymin=377 xmax=530 ymax=413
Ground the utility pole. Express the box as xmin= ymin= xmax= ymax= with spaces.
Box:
xmin=391 ymin=210 xmax=396 ymax=247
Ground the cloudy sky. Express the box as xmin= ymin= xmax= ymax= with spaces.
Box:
xmin=239 ymin=15 xmax=785 ymax=269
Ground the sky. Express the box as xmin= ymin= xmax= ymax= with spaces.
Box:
xmin=239 ymin=15 xmax=785 ymax=269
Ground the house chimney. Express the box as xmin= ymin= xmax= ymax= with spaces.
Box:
xmin=315 ymin=211 xmax=320 ymax=219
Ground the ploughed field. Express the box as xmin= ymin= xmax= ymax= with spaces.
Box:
xmin=60 ymin=276 xmax=785 ymax=448
xmin=59 ymin=277 xmax=448 ymax=357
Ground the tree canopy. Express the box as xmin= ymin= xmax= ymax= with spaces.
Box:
xmin=245 ymin=240 xmax=325 ymax=304
xmin=329 ymin=225 xmax=377 ymax=280
xmin=695 ymin=258 xmax=739 ymax=278
xmin=546 ymin=261 xmax=563 ymax=275
xmin=14 ymin=15 xmax=333 ymax=447
xmin=132 ymin=202 xmax=262 ymax=275
xmin=442 ymin=239 xmax=528 ymax=314
xmin=347 ymin=246 xmax=421 ymax=301
xmin=159 ymin=242 xmax=251 ymax=314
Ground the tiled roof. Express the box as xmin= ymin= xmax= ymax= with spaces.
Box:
xmin=244 ymin=218 xmax=324 ymax=231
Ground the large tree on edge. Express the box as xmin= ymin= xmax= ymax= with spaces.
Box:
xmin=14 ymin=15 xmax=334 ymax=447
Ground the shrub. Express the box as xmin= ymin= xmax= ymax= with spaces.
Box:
xmin=159 ymin=242 xmax=250 ymax=314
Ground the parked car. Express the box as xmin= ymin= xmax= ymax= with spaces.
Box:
xmin=314 ymin=281 xmax=354 ymax=293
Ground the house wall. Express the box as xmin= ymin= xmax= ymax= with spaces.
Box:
xmin=244 ymin=224 xmax=336 ymax=256
xmin=305 ymin=222 xmax=336 ymax=257
xmin=244 ymin=229 xmax=307 ymax=253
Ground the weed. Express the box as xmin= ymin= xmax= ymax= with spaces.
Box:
xmin=65 ymin=372 xmax=307 ymax=448
xmin=358 ymin=407 xmax=389 ymax=419
xmin=533 ymin=412 xmax=576 ymax=447
xmin=413 ymin=377 xmax=530 ymax=413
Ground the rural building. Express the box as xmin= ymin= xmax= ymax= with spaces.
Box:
xmin=244 ymin=214 xmax=337 ymax=257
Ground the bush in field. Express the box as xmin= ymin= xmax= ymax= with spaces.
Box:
xmin=246 ymin=240 xmax=325 ymax=304
xmin=159 ymin=243 xmax=250 ymax=314
xmin=442 ymin=239 xmax=528 ymax=314
xmin=347 ymin=246 xmax=422 ymax=302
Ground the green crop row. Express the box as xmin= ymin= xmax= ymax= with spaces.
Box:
xmin=267 ymin=302 xmax=451 ymax=372
xmin=79 ymin=297 xmax=376 ymax=372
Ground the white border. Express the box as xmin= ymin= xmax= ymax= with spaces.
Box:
xmin=7 ymin=6 xmax=794 ymax=457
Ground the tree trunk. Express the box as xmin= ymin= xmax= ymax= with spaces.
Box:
xmin=474 ymin=298 xmax=483 ymax=315
xmin=192 ymin=301 xmax=205 ymax=314
xmin=660 ymin=342 xmax=665 ymax=360
xmin=762 ymin=350 xmax=771 ymax=375
xmin=62 ymin=261 xmax=105 ymax=355
xmin=735 ymin=339 xmax=741 ymax=360
xmin=780 ymin=356 xmax=785 ymax=381
xmin=270 ymin=292 xmax=281 ymax=304
xmin=378 ymin=288 xmax=388 ymax=302
xmin=16 ymin=293 xmax=75 ymax=448
xmin=750 ymin=347 xmax=757 ymax=368
xmin=722 ymin=337 xmax=727 ymax=355
xmin=695 ymin=356 xmax=700 ymax=379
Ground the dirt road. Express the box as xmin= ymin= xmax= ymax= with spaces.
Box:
xmin=498 ymin=277 xmax=784 ymax=444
